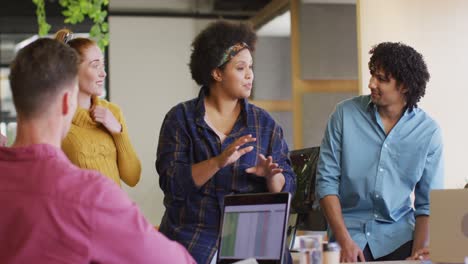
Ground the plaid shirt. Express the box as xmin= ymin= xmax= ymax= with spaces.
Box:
xmin=156 ymin=89 xmax=296 ymax=264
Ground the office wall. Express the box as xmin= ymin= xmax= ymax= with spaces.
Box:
xmin=254 ymin=36 xmax=292 ymax=101
xmin=302 ymin=92 xmax=357 ymax=148
xmin=298 ymin=3 xmax=358 ymax=148
xmin=300 ymin=3 xmax=358 ymax=80
xmin=253 ymin=36 xmax=293 ymax=146
xmin=109 ymin=16 xmax=212 ymax=224
xmin=358 ymin=0 xmax=468 ymax=188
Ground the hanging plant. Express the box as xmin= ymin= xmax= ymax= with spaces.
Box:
xmin=32 ymin=0 xmax=51 ymax=36
xmin=32 ymin=0 xmax=109 ymax=50
xmin=59 ymin=0 xmax=109 ymax=50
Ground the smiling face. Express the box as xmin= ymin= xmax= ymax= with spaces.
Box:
xmin=77 ymin=44 xmax=106 ymax=97
xmin=368 ymin=69 xmax=407 ymax=108
xmin=215 ymin=49 xmax=254 ymax=99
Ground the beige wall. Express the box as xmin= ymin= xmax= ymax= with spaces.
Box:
xmin=109 ymin=16 xmax=212 ymax=225
xmin=358 ymin=0 xmax=468 ymax=188
xmin=300 ymin=3 xmax=358 ymax=80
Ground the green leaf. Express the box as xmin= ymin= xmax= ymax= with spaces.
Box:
xmin=90 ymin=24 xmax=100 ymax=37
xmin=80 ymin=1 xmax=92 ymax=14
xmin=99 ymin=32 xmax=108 ymax=47
xmin=98 ymin=32 xmax=110 ymax=50
xmin=39 ymin=23 xmax=51 ymax=36
xmin=79 ymin=0 xmax=86 ymax=9
xmin=92 ymin=1 xmax=101 ymax=11
xmin=32 ymin=0 xmax=51 ymax=36
xmin=89 ymin=11 xmax=98 ymax=20
xmin=70 ymin=13 xmax=84 ymax=23
xmin=70 ymin=5 xmax=79 ymax=13
xmin=98 ymin=38 xmax=106 ymax=49
xmin=99 ymin=10 xmax=107 ymax=21
xmin=101 ymin=22 xmax=108 ymax=32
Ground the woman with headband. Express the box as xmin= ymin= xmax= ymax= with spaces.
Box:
xmin=55 ymin=29 xmax=141 ymax=187
xmin=156 ymin=21 xmax=296 ymax=264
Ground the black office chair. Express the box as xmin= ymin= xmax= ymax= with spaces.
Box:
xmin=286 ymin=147 xmax=327 ymax=249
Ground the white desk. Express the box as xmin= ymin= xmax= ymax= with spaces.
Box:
xmin=291 ymin=252 xmax=424 ymax=264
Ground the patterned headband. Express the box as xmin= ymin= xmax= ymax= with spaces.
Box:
xmin=217 ymin=42 xmax=249 ymax=67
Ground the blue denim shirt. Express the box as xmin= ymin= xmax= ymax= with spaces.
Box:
xmin=156 ymin=88 xmax=296 ymax=264
xmin=316 ymin=95 xmax=444 ymax=258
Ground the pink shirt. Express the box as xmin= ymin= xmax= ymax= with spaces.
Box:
xmin=0 ymin=144 xmax=195 ymax=264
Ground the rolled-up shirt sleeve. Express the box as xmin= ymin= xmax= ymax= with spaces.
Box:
xmin=156 ymin=108 xmax=197 ymax=201
xmin=316 ymin=105 xmax=343 ymax=200
xmin=414 ymin=126 xmax=444 ymax=217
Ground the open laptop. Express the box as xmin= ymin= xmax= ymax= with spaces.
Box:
xmin=217 ymin=192 xmax=291 ymax=264
xmin=430 ymin=189 xmax=468 ymax=263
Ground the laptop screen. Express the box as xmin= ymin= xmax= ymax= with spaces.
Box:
xmin=218 ymin=193 xmax=291 ymax=264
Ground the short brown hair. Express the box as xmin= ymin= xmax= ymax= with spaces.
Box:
xmin=9 ymin=38 xmax=79 ymax=118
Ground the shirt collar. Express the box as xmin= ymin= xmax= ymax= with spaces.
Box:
xmin=0 ymin=144 xmax=66 ymax=161
xmin=365 ymin=95 xmax=416 ymax=118
xmin=195 ymin=86 xmax=250 ymax=127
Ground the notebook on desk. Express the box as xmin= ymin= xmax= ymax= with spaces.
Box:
xmin=430 ymin=189 xmax=468 ymax=263
xmin=217 ymin=192 xmax=291 ymax=264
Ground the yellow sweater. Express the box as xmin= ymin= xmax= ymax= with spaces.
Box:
xmin=62 ymin=96 xmax=141 ymax=187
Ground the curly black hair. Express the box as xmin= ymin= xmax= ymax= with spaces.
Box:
xmin=369 ymin=42 xmax=430 ymax=111
xmin=189 ymin=20 xmax=257 ymax=87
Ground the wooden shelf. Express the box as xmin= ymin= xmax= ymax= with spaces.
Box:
xmin=297 ymin=79 xmax=359 ymax=93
